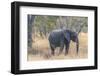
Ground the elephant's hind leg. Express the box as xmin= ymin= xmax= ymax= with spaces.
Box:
xmin=58 ymin=43 xmax=64 ymax=55
xmin=50 ymin=44 xmax=55 ymax=56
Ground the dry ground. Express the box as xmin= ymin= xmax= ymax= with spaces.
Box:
xmin=28 ymin=32 xmax=88 ymax=61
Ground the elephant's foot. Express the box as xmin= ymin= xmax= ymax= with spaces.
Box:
xmin=51 ymin=51 xmax=55 ymax=56
xmin=65 ymin=51 xmax=68 ymax=56
xmin=76 ymin=52 xmax=79 ymax=56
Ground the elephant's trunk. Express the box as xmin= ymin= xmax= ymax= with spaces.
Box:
xmin=76 ymin=38 xmax=79 ymax=54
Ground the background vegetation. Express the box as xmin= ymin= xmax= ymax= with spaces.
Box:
xmin=28 ymin=15 xmax=88 ymax=48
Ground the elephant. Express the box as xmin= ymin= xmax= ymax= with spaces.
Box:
xmin=48 ymin=29 xmax=79 ymax=55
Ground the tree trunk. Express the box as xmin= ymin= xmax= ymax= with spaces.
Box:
xmin=28 ymin=15 xmax=35 ymax=48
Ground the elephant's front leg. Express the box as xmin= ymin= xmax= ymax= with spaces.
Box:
xmin=65 ymin=43 xmax=70 ymax=55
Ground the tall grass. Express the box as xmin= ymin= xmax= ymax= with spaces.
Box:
xmin=28 ymin=32 xmax=88 ymax=61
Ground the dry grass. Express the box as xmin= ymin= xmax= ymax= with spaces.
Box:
xmin=28 ymin=32 xmax=88 ymax=61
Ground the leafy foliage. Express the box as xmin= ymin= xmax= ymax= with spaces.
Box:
xmin=32 ymin=15 xmax=87 ymax=36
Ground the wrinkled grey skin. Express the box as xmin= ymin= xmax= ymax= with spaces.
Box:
xmin=48 ymin=29 xmax=79 ymax=55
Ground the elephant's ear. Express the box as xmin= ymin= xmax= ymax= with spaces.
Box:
xmin=63 ymin=31 xmax=70 ymax=42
